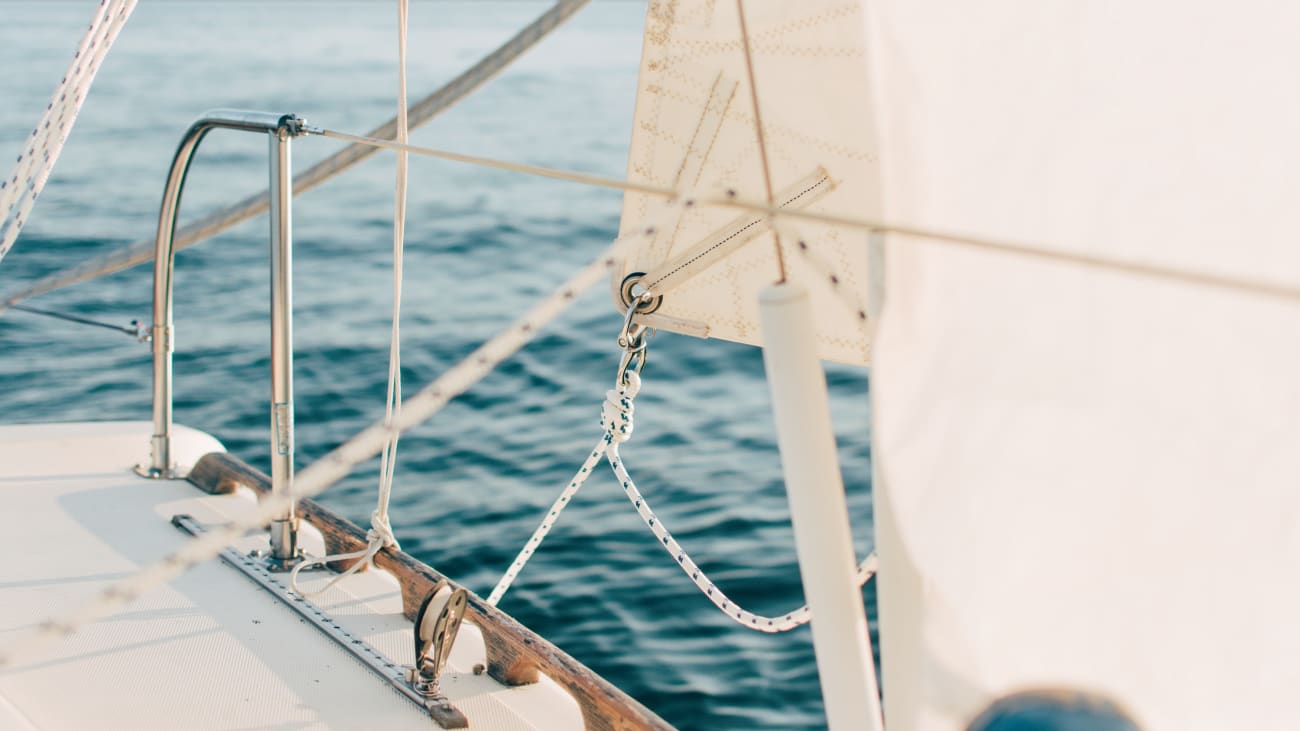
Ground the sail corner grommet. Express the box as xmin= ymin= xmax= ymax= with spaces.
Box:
xmin=619 ymin=272 xmax=663 ymax=315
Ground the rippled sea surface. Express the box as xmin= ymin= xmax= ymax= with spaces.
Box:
xmin=0 ymin=3 xmax=873 ymax=728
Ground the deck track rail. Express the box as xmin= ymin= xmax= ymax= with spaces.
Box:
xmin=187 ymin=451 xmax=673 ymax=731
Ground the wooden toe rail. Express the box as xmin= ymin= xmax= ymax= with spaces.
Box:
xmin=188 ymin=452 xmax=673 ymax=731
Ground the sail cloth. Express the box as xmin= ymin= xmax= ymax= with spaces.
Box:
xmin=863 ymin=2 xmax=1300 ymax=730
xmin=616 ymin=0 xmax=879 ymax=366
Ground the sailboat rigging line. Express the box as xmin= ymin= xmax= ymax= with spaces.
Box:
xmin=317 ymin=128 xmax=673 ymax=197
xmin=733 ymin=0 xmax=788 ymax=284
xmin=0 ymin=0 xmax=591 ymax=313
xmin=376 ymin=0 xmax=411 ymax=553
xmin=0 ymin=229 xmax=651 ymax=670
xmin=291 ymin=0 xmax=413 ymax=597
xmin=487 ymin=369 xmax=878 ymax=632
xmin=320 ymin=129 xmax=1300 ymax=305
xmin=7 ymin=303 xmax=147 ymax=340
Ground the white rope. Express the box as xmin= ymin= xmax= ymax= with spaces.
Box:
xmin=488 ymin=370 xmax=878 ymax=632
xmin=488 ymin=387 xmax=629 ymax=603
xmin=372 ymin=0 xmax=410 ymax=555
xmin=291 ymin=0 xmax=411 ymax=597
xmin=288 ymin=542 xmax=381 ymax=598
xmin=0 ymin=0 xmax=137 ymax=267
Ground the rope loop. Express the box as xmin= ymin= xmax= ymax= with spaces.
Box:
xmin=602 ymin=371 xmax=640 ymax=443
xmin=369 ymin=509 xmax=400 ymax=549
xmin=289 ymin=539 xmax=383 ymax=598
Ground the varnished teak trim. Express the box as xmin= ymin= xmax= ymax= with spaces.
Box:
xmin=187 ymin=452 xmax=673 ymax=731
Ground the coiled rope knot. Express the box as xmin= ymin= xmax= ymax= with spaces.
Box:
xmin=602 ymin=371 xmax=641 ymax=443
xmin=368 ymin=510 xmax=401 ymax=550
xmin=289 ymin=508 xmax=402 ymax=598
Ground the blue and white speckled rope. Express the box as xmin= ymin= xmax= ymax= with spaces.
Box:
xmin=485 ymin=443 xmax=605 ymax=606
xmin=486 ymin=374 xmax=643 ymax=606
xmin=488 ymin=370 xmax=878 ymax=632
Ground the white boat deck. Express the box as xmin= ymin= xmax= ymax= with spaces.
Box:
xmin=0 ymin=421 xmax=582 ymax=730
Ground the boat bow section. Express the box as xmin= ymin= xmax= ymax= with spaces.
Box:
xmin=0 ymin=421 xmax=643 ymax=730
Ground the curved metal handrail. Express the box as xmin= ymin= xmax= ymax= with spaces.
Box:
xmin=139 ymin=109 xmax=315 ymax=564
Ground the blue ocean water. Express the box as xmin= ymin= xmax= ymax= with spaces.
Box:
xmin=0 ymin=3 xmax=873 ymax=728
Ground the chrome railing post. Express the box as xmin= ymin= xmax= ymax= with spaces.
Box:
xmin=138 ymin=112 xmax=315 ymax=563
xmin=267 ymin=123 xmax=298 ymax=563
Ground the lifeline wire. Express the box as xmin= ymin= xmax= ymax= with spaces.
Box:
xmin=488 ymin=370 xmax=878 ymax=633
xmin=316 ymin=128 xmax=1300 ymax=306
xmin=7 ymin=303 xmax=145 ymax=340
xmin=0 ymin=0 xmax=138 ymax=267
xmin=291 ymin=0 xmax=411 ymax=596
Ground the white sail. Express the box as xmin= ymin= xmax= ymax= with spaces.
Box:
xmin=863 ymin=2 xmax=1300 ymax=729
xmin=616 ymin=0 xmax=878 ymax=366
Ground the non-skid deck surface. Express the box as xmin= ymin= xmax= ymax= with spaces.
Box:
xmin=0 ymin=421 xmax=581 ymax=730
